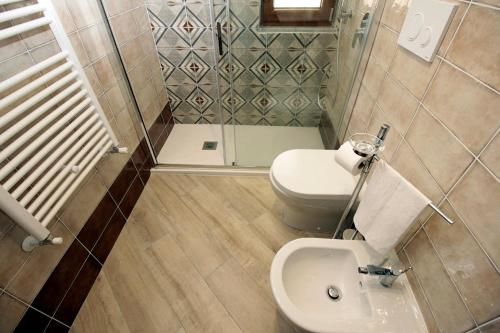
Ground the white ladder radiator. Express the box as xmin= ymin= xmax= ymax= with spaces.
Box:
xmin=0 ymin=0 xmax=125 ymax=251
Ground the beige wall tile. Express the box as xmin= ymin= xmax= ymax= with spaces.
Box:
xmin=406 ymin=108 xmax=474 ymax=192
xmin=406 ymin=230 xmax=476 ymax=332
xmin=132 ymin=7 xmax=151 ymax=35
xmin=376 ymin=74 xmax=419 ymax=134
xmin=367 ymin=105 xmax=403 ymax=161
xmin=423 ymin=62 xmax=500 ymax=154
xmin=79 ymin=23 xmax=112 ymax=63
xmin=0 ymin=33 xmax=27 ymax=63
xmin=480 ymin=132 xmax=499 ymax=178
xmin=20 ymin=25 xmax=54 ymax=50
xmin=0 ymin=53 xmax=32 ymax=82
xmin=391 ymin=140 xmax=444 ymax=203
xmin=105 ymin=80 xmax=131 ymax=113
xmin=389 ymin=48 xmax=440 ymax=99
xmin=68 ymin=32 xmax=90 ymax=68
xmin=84 ymin=65 xmax=104 ymax=97
xmin=66 ymin=0 xmax=102 ymax=30
xmin=102 ymin=0 xmax=138 ymax=17
xmin=381 ymin=0 xmax=410 ymax=32
xmin=447 ymin=6 xmax=500 ymax=91
xmin=370 ymin=25 xmax=398 ymax=71
xmin=0 ymin=293 xmax=27 ymax=333
xmin=51 ymin=0 xmax=77 ymax=34
xmin=426 ymin=201 xmax=500 ymax=325
xmin=6 ymin=220 xmax=74 ymax=303
xmin=93 ymin=55 xmax=121 ymax=92
xmin=95 ymin=152 xmax=130 ymax=189
xmin=59 ymin=171 xmax=108 ymax=235
xmin=438 ymin=2 xmax=470 ymax=56
xmin=119 ymin=38 xmax=145 ymax=72
xmin=109 ymin=11 xmax=140 ymax=46
xmin=0 ymin=225 xmax=29 ymax=288
xmin=448 ymin=163 xmax=500 ymax=267
xmin=114 ymin=108 xmax=140 ymax=151
xmin=349 ymin=85 xmax=374 ymax=133
xmin=361 ymin=57 xmax=386 ymax=99
xmin=399 ymin=251 xmax=441 ymax=333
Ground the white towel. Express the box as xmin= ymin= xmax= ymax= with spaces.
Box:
xmin=354 ymin=161 xmax=430 ymax=254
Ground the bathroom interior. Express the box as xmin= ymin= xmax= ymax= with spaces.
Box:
xmin=0 ymin=0 xmax=498 ymax=332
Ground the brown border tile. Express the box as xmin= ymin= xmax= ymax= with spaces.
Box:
xmin=31 ymin=240 xmax=89 ymax=316
xmin=92 ymin=211 xmax=127 ymax=263
xmin=77 ymin=193 xmax=118 ymax=250
xmin=119 ymin=176 xmax=145 ymax=218
xmin=14 ymin=308 xmax=51 ymax=333
xmin=54 ymin=256 xmax=101 ymax=325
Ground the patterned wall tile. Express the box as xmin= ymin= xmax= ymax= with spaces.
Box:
xmin=147 ymin=0 xmax=337 ymax=126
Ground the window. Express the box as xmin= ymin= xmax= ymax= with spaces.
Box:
xmin=261 ymin=0 xmax=336 ymax=27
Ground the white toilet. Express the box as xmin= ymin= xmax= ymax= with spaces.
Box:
xmin=270 ymin=149 xmax=358 ymax=232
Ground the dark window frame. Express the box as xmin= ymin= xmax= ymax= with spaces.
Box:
xmin=260 ymin=0 xmax=336 ymax=27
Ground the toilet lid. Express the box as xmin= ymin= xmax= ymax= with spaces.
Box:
xmin=270 ymin=149 xmax=356 ymax=201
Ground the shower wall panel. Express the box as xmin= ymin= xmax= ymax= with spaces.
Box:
xmin=146 ymin=0 xmax=337 ymax=126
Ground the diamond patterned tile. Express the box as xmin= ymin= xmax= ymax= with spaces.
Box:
xmin=179 ymin=52 xmax=211 ymax=82
xmin=147 ymin=4 xmax=183 ymax=28
xmin=149 ymin=0 xmax=336 ymax=126
xmin=249 ymin=53 xmax=281 ymax=84
xmin=286 ymin=52 xmax=311 ymax=84
xmin=186 ymin=86 xmax=214 ymax=113
xmin=218 ymin=53 xmax=245 ymax=84
xmin=186 ymin=3 xmax=211 ymax=27
xmin=267 ymin=34 xmax=303 ymax=49
xmin=155 ymin=28 xmax=190 ymax=48
xmin=221 ymin=88 xmax=245 ymax=112
xmin=250 ymin=88 xmax=278 ymax=114
xmin=283 ymin=89 xmax=312 ymax=112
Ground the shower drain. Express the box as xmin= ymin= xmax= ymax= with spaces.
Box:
xmin=326 ymin=285 xmax=341 ymax=301
xmin=202 ymin=141 xmax=218 ymax=150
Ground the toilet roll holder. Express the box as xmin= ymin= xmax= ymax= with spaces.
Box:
xmin=333 ymin=124 xmax=454 ymax=240
xmin=333 ymin=124 xmax=390 ymax=239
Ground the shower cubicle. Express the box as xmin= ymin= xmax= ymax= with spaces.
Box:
xmin=105 ymin=0 xmax=379 ymax=167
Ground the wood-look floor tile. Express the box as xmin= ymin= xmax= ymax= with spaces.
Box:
xmin=178 ymin=181 xmax=277 ymax=300
xmin=148 ymin=176 xmax=229 ymax=277
xmin=71 ymin=272 xmax=131 ymax=333
xmin=196 ymin=176 xmax=268 ymax=222
xmin=128 ymin=186 xmax=175 ymax=249
xmin=206 ymin=258 xmax=281 ymax=333
xmin=145 ymin=233 xmax=242 ymax=333
xmin=73 ymin=174 xmax=316 ymax=332
xmin=103 ymin=229 xmax=182 ymax=333
xmin=250 ymin=212 xmax=308 ymax=253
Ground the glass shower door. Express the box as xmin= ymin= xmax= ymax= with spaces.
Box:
xmin=216 ymin=0 xmax=376 ymax=167
xmin=216 ymin=0 xmax=337 ymax=167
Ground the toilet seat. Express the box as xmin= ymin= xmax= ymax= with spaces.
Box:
xmin=270 ymin=149 xmax=355 ymax=202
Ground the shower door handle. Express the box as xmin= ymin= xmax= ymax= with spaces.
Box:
xmin=216 ymin=21 xmax=223 ymax=56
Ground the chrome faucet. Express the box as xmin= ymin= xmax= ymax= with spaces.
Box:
xmin=352 ymin=12 xmax=370 ymax=48
xmin=358 ymin=264 xmax=412 ymax=287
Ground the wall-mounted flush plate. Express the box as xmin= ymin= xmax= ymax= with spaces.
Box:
xmin=397 ymin=0 xmax=458 ymax=62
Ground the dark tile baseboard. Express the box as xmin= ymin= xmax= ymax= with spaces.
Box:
xmin=148 ymin=102 xmax=174 ymax=158
xmin=14 ymin=138 xmax=152 ymax=332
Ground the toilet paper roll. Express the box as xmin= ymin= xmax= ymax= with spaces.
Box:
xmin=334 ymin=142 xmax=369 ymax=175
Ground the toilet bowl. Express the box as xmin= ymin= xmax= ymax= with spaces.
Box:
xmin=270 ymin=149 xmax=357 ymax=232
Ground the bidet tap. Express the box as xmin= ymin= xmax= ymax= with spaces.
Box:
xmin=358 ymin=264 xmax=412 ymax=287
